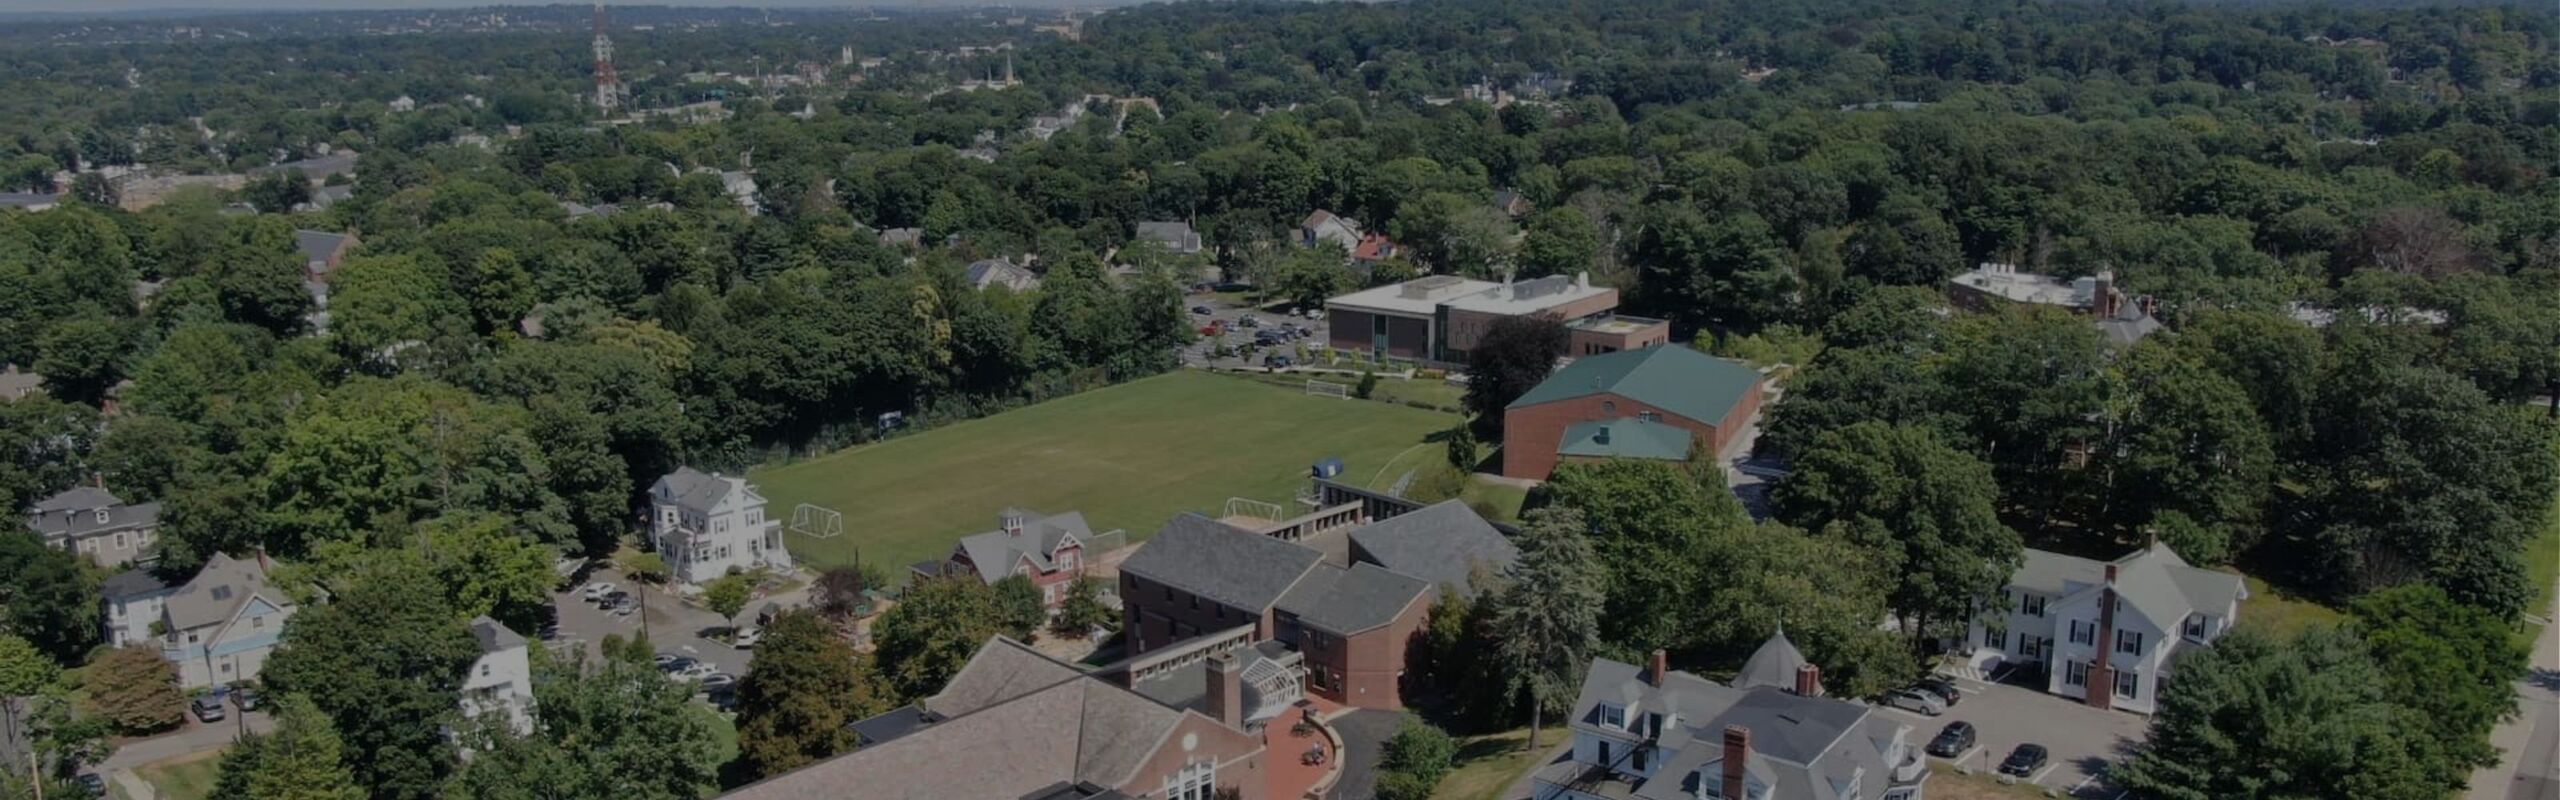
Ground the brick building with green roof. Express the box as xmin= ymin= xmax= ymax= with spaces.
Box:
xmin=1501 ymin=345 xmax=1767 ymax=479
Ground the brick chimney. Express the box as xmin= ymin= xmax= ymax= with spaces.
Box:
xmin=1206 ymin=651 xmax=1244 ymax=729
xmin=2093 ymin=271 xmax=2120 ymax=318
xmin=1647 ymin=649 xmax=1668 ymax=687
xmin=1721 ymin=725 xmax=1751 ymax=800
xmin=1793 ymin=662 xmax=1822 ymax=697
xmin=2089 ymin=564 xmax=2117 ymax=711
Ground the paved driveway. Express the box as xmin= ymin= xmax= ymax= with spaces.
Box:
xmin=1876 ymin=674 xmax=2147 ymax=797
xmin=1326 ymin=709 xmax=1402 ymax=800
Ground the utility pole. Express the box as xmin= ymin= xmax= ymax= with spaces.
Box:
xmin=592 ymin=1 xmax=620 ymax=113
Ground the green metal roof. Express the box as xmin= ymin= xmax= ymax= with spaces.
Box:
xmin=1556 ymin=417 xmax=1694 ymax=461
xmin=1506 ymin=345 xmax=1764 ymax=426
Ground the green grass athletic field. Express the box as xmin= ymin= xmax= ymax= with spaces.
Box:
xmin=751 ymin=370 xmax=1459 ymax=577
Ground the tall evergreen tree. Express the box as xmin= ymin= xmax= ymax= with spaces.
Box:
xmin=211 ymin=695 xmax=363 ymax=800
xmin=1489 ymin=507 xmax=1605 ymax=752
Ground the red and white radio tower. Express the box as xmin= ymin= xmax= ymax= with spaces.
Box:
xmin=592 ymin=2 xmax=621 ymax=112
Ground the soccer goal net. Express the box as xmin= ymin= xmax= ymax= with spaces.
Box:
xmin=789 ymin=503 xmax=844 ymax=538
xmin=1305 ymin=380 xmax=1351 ymax=399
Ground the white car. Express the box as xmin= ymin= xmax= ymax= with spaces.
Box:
xmin=670 ymin=663 xmax=719 ymax=683
xmin=1883 ymin=688 xmax=1947 ymax=716
xmin=730 ymin=626 xmax=762 ymax=649
xmin=580 ymin=581 xmax=618 ymax=603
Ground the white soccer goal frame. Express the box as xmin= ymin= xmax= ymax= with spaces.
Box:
xmin=1224 ymin=497 xmax=1285 ymax=522
xmin=789 ymin=503 xmax=844 ymax=538
xmin=1305 ymin=379 xmax=1351 ymax=399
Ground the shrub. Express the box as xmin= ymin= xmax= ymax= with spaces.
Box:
xmin=1355 ymin=369 xmax=1379 ymax=399
xmin=85 ymin=646 xmax=183 ymax=733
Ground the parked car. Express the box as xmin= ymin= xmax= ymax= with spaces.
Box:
xmin=73 ymin=773 xmax=103 ymax=797
xmin=1237 ymin=314 xmax=1260 ymax=328
xmin=581 ymin=581 xmax=618 ymax=603
xmin=1263 ymin=354 xmax=1293 ymax=369
xmin=190 ymin=695 xmax=227 ymax=723
xmin=653 ymin=653 xmax=684 ymax=670
xmin=698 ymin=673 xmax=739 ymax=693
xmin=1998 ymin=744 xmax=2049 ymax=778
xmin=1882 ymin=688 xmax=1945 ymax=716
xmin=1306 ymin=309 xmax=1325 ymax=321
xmin=1190 ymin=305 xmax=1213 ymax=315
xmin=658 ymin=656 xmax=699 ymax=674
xmin=608 ymin=595 xmax=638 ymax=616
xmin=671 ymin=663 xmax=718 ymax=683
xmin=1926 ymin=721 xmax=1975 ymax=758
xmin=1198 ymin=324 xmax=1223 ymax=336
xmin=231 ymin=685 xmax=263 ymax=712
xmin=731 ymin=626 xmax=762 ymax=649
xmin=1912 ymin=676 xmax=1962 ymax=707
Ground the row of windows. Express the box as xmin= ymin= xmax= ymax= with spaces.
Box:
xmin=2061 ymin=661 xmax=2143 ymax=700
xmin=73 ymin=529 xmax=154 ymax=554
xmin=2063 ymin=621 xmax=2149 ymax=654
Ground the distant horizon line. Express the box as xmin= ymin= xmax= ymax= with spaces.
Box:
xmin=0 ymin=1 xmax=1107 ymax=20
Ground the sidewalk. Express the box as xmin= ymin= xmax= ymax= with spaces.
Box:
xmin=2470 ymin=576 xmax=2560 ymax=799
xmin=99 ymin=711 xmax=269 ymax=773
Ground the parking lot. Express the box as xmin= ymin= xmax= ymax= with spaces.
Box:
xmin=1877 ymin=673 xmax=2148 ymax=797
xmin=550 ymin=567 xmax=810 ymax=679
xmin=1180 ymin=296 xmax=1329 ymax=370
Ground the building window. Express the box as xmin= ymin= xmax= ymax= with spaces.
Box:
xmin=1213 ymin=605 xmax=1226 ymax=621
xmin=2118 ymin=631 xmax=2144 ymax=654
xmin=114 ymin=532 xmax=129 ymax=550
xmin=1163 ymin=759 xmax=1215 ymax=800
xmin=1984 ymin=628 xmax=2007 ymax=651
xmin=2065 ymin=661 xmax=2088 ymax=687
xmin=2185 ymin=615 xmax=2207 ymax=639
xmin=220 ymin=662 xmax=232 ymax=674
xmin=482 ymin=664 xmax=492 ymax=677
xmin=95 ymin=509 xmax=109 ymax=524
xmin=2114 ymin=669 xmax=2139 ymax=700
xmin=1189 ymin=595 xmax=1200 ymax=611
xmin=1602 ymin=401 xmax=1617 ymax=415
xmin=2068 ymin=620 xmax=2094 ymax=646
xmin=1637 ymin=410 xmax=1658 ymax=423
xmin=252 ymin=616 xmax=262 ymax=629
xmin=1598 ymin=703 xmax=1624 ymax=729
xmin=2021 ymin=594 xmax=2046 ymax=617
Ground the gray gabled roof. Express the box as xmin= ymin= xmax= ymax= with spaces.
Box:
xmin=1732 ymin=629 xmax=1808 ymax=692
xmin=100 ymin=567 xmax=173 ymax=602
xmin=1118 ymin=514 xmax=1321 ymax=612
xmin=469 ymin=616 xmax=527 ymax=653
xmin=293 ymin=230 xmax=351 ymax=265
xmin=1566 ymin=655 xmax=1902 ymax=800
xmin=2008 ymin=542 xmax=2248 ymax=628
xmin=952 ymin=510 xmax=1094 ymax=585
xmin=32 ymin=487 xmax=119 ymax=513
xmin=1347 ymin=500 xmax=1515 ymax=597
xmin=1275 ymin=562 xmax=1431 ymax=636
xmin=652 ymin=467 xmax=735 ymax=515
xmin=165 ymin=553 xmax=282 ymax=632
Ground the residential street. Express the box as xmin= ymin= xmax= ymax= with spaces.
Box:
xmin=2472 ymin=574 xmax=2560 ymax=800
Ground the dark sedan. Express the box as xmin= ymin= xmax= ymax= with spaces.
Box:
xmin=1998 ymin=743 xmax=2049 ymax=778
xmin=1926 ymin=721 xmax=1975 ymax=758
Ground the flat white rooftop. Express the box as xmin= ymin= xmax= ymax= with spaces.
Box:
xmin=1328 ymin=273 xmax=1613 ymax=317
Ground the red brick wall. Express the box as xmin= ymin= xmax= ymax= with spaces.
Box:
xmin=1295 ymin=593 xmax=1431 ymax=710
xmin=1566 ymin=320 xmax=1671 ymax=356
xmin=1439 ymin=290 xmax=1621 ymax=357
xmin=1121 ymin=572 xmax=1270 ymax=655
xmin=1118 ymin=714 xmax=1269 ymax=800
xmin=1500 ymin=382 xmax=1764 ymax=479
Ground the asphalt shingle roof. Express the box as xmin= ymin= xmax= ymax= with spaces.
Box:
xmin=469 ymin=616 xmax=527 ymax=653
xmin=1507 ymin=345 xmax=1763 ymax=428
xmin=293 ymin=230 xmax=351 ymax=265
xmin=952 ymin=510 xmax=1094 ymax=585
xmin=1119 ymin=514 xmax=1321 ymax=612
xmin=165 ymin=553 xmax=281 ymax=632
xmin=1347 ymin=500 xmax=1515 ymax=597
xmin=653 ymin=467 xmax=735 ymax=515
xmin=1275 ymin=562 xmax=1430 ymax=635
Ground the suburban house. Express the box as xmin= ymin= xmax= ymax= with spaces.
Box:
xmin=1297 ymin=209 xmax=1364 ymax=251
xmin=1962 ymin=540 xmax=2246 ymax=715
xmin=965 ymin=258 xmax=1043 ymax=292
xmin=1324 ymin=273 xmax=1668 ymax=363
xmin=101 ymin=567 xmax=175 ymax=649
xmin=159 ymin=553 xmax=296 ymax=689
xmin=911 ymin=508 xmax=1127 ymax=607
xmin=1118 ymin=509 xmax=1472 ymax=710
xmin=1491 ymin=189 xmax=1531 ymax=219
xmin=461 ymin=617 xmax=536 ymax=735
xmin=646 ymin=467 xmax=794 ymax=587
xmin=0 ymin=365 xmax=40 ymax=400
xmin=1944 ymin=263 xmax=2163 ymax=347
xmin=1501 ymin=345 xmax=1767 ymax=480
xmin=1534 ymin=633 xmax=1928 ymax=800
xmin=295 ymin=229 xmax=358 ymax=326
xmin=731 ymin=637 xmax=1270 ymax=800
xmin=26 ymin=483 xmax=162 ymax=568
xmin=1135 ymin=221 xmax=1205 ymax=256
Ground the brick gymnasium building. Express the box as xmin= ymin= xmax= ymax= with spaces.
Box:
xmin=1324 ymin=273 xmax=1668 ymax=363
xmin=1501 ymin=345 xmax=1768 ymax=480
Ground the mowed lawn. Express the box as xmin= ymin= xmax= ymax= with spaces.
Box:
xmin=751 ymin=371 xmax=1459 ymax=577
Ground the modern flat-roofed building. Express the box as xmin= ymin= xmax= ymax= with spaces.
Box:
xmin=1324 ymin=273 xmax=1665 ymax=363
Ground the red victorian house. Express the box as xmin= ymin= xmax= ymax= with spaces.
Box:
xmin=913 ymin=509 xmax=1126 ymax=607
